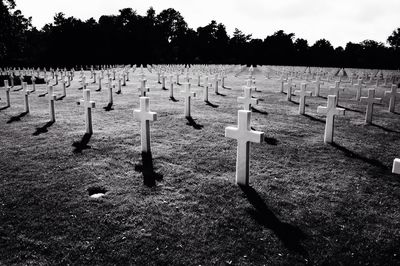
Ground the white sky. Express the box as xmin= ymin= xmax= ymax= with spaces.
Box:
xmin=16 ymin=0 xmax=400 ymax=48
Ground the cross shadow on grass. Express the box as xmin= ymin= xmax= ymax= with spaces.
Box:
xmin=32 ymin=121 xmax=54 ymax=136
xmin=330 ymin=142 xmax=388 ymax=170
xmin=370 ymin=123 xmax=400 ymax=134
xmin=103 ymin=103 xmax=114 ymax=112
xmin=162 ymin=87 xmax=168 ymax=91
xmin=38 ymin=92 xmax=48 ymax=97
xmin=186 ymin=117 xmax=204 ymax=130
xmin=216 ymin=92 xmax=226 ymax=97
xmin=134 ymin=152 xmax=163 ymax=187
xmin=0 ymin=105 xmax=10 ymax=111
xmin=222 ymin=86 xmax=232 ymax=90
xmin=169 ymin=97 xmax=179 ymax=102
xmin=95 ymin=87 xmax=101 ymax=92
xmin=56 ymin=95 xmax=65 ymax=101
xmin=72 ymin=133 xmax=92 ymax=153
xmin=337 ymin=105 xmax=363 ymax=114
xmin=251 ymin=107 xmax=268 ymax=115
xmin=240 ymin=185 xmax=308 ymax=255
xmin=205 ymin=100 xmax=219 ymax=108
xmin=264 ymin=136 xmax=278 ymax=145
xmin=7 ymin=111 xmax=28 ymax=124
xmin=303 ymin=114 xmax=325 ymax=123
xmin=13 ymin=87 xmax=23 ymax=92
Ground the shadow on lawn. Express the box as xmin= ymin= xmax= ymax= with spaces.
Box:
xmin=205 ymin=100 xmax=219 ymax=108
xmin=337 ymin=105 xmax=363 ymax=114
xmin=216 ymin=92 xmax=226 ymax=97
xmin=240 ymin=185 xmax=308 ymax=255
xmin=186 ymin=117 xmax=204 ymax=130
xmin=0 ymin=105 xmax=10 ymax=111
xmin=72 ymin=133 xmax=92 ymax=153
xmin=7 ymin=111 xmax=28 ymax=124
xmin=135 ymin=152 xmax=163 ymax=187
xmin=370 ymin=123 xmax=400 ymax=134
xmin=251 ymin=107 xmax=268 ymax=115
xmin=33 ymin=121 xmax=54 ymax=136
xmin=330 ymin=142 xmax=388 ymax=170
xmin=169 ymin=96 xmax=179 ymax=102
xmin=56 ymin=95 xmax=66 ymax=101
xmin=103 ymin=103 xmax=114 ymax=112
xmin=303 ymin=114 xmax=325 ymax=123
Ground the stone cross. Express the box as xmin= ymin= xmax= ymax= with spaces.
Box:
xmin=139 ymin=79 xmax=149 ymax=96
xmin=3 ymin=80 xmax=10 ymax=107
xmin=238 ymin=86 xmax=258 ymax=110
xmin=353 ymin=79 xmax=364 ymax=101
xmin=360 ymin=88 xmax=382 ymax=124
xmin=294 ymin=83 xmax=312 ymax=115
xmin=117 ymin=76 xmax=122 ymax=94
xmin=23 ymin=82 xmax=30 ymax=113
xmin=393 ymin=158 xmax=400 ymax=174
xmin=108 ymin=78 xmax=114 ymax=105
xmin=284 ymin=78 xmax=294 ymax=101
xmin=79 ymin=89 xmax=96 ymax=134
xmin=47 ymin=85 xmax=57 ymax=122
xmin=161 ymin=74 xmax=166 ymax=90
xmin=312 ymin=76 xmax=324 ymax=97
xmin=213 ymin=74 xmax=219 ymax=94
xmin=133 ymin=97 xmax=157 ymax=153
xmin=225 ymin=110 xmax=264 ymax=186
xmin=169 ymin=75 xmax=174 ymax=98
xmin=181 ymin=83 xmax=196 ymax=117
xmin=31 ymin=76 xmax=36 ymax=92
xmin=329 ymin=81 xmax=344 ymax=106
xmin=384 ymin=85 xmax=400 ymax=113
xmin=317 ymin=95 xmax=345 ymax=143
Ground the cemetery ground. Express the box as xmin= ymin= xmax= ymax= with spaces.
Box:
xmin=0 ymin=68 xmax=399 ymax=265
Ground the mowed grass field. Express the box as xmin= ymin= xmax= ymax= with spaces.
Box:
xmin=0 ymin=67 xmax=399 ymax=265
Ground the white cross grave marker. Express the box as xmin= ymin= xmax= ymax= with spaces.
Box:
xmin=317 ymin=95 xmax=345 ymax=143
xmin=384 ymin=85 xmax=400 ymax=113
xmin=225 ymin=110 xmax=264 ymax=186
xmin=294 ymin=83 xmax=312 ymax=115
xmin=78 ymin=89 xmax=96 ymax=134
xmin=353 ymin=79 xmax=364 ymax=101
xmin=133 ymin=97 xmax=157 ymax=153
xmin=182 ymin=83 xmax=196 ymax=117
xmin=23 ymin=82 xmax=30 ymax=113
xmin=393 ymin=158 xmax=400 ymax=174
xmin=238 ymin=86 xmax=258 ymax=110
xmin=329 ymin=81 xmax=344 ymax=106
xmin=47 ymin=85 xmax=56 ymax=122
xmin=139 ymin=79 xmax=149 ymax=96
xmin=360 ymin=88 xmax=382 ymax=124
xmin=3 ymin=80 xmax=10 ymax=107
xmin=312 ymin=76 xmax=324 ymax=97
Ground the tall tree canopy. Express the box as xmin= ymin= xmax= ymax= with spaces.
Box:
xmin=0 ymin=1 xmax=399 ymax=68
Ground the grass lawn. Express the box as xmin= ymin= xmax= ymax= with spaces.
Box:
xmin=0 ymin=67 xmax=399 ymax=265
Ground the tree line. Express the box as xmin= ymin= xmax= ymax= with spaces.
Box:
xmin=1 ymin=0 xmax=400 ymax=69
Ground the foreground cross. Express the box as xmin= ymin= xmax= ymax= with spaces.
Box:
xmin=360 ymin=88 xmax=382 ymax=124
xmin=238 ymin=86 xmax=258 ymax=110
xmin=78 ymin=89 xmax=96 ymax=134
xmin=393 ymin=158 xmax=400 ymax=174
xmin=294 ymin=83 xmax=312 ymax=115
xmin=134 ymin=97 xmax=157 ymax=153
xmin=317 ymin=95 xmax=345 ymax=143
xmin=384 ymin=85 xmax=400 ymax=113
xmin=225 ymin=110 xmax=264 ymax=186
xmin=182 ymin=83 xmax=196 ymax=117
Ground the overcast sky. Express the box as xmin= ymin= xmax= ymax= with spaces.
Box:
xmin=16 ymin=0 xmax=400 ymax=48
